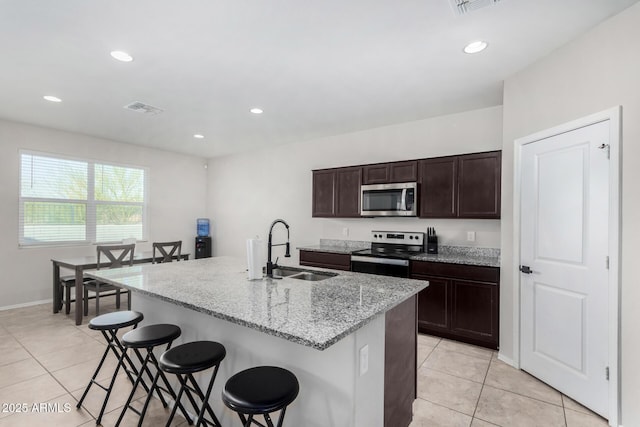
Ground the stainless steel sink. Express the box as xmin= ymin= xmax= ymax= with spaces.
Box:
xmin=272 ymin=267 xmax=302 ymax=277
xmin=289 ymin=272 xmax=334 ymax=281
xmin=271 ymin=266 xmax=337 ymax=281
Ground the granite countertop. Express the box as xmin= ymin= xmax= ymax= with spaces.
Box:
xmin=85 ymin=256 xmax=427 ymax=351
xmin=297 ymin=245 xmax=359 ymax=254
xmin=299 ymin=239 xmax=501 ymax=268
xmin=410 ymin=246 xmax=500 ymax=268
xmin=297 ymin=239 xmax=370 ymax=255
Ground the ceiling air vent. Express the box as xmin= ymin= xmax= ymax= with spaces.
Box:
xmin=449 ymin=0 xmax=501 ymax=15
xmin=123 ymin=101 xmax=164 ymax=115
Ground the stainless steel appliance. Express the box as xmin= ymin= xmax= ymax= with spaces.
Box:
xmin=351 ymin=230 xmax=424 ymax=277
xmin=360 ymin=182 xmax=417 ymax=217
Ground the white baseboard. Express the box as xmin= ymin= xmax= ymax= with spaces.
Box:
xmin=0 ymin=299 xmax=51 ymax=312
xmin=497 ymin=352 xmax=515 ymax=367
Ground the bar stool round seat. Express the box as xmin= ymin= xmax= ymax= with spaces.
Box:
xmin=223 ymin=366 xmax=299 ymax=427
xmin=159 ymin=341 xmax=227 ymax=427
xmin=160 ymin=340 xmax=226 ymax=373
xmin=122 ymin=323 xmax=181 ymax=348
xmin=88 ymin=310 xmax=143 ymax=331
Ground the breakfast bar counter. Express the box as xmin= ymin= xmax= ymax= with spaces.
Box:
xmin=86 ymin=256 xmax=427 ymax=427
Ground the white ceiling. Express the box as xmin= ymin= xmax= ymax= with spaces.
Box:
xmin=0 ymin=0 xmax=637 ymax=158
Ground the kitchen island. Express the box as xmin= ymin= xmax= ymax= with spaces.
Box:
xmin=86 ymin=256 xmax=427 ymax=427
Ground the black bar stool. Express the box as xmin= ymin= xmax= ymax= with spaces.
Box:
xmin=76 ymin=310 xmax=146 ymax=425
xmin=159 ymin=341 xmax=226 ymax=427
xmin=222 ymin=366 xmax=299 ymax=427
xmin=115 ymin=323 xmax=191 ymax=427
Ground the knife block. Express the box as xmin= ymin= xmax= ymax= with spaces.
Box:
xmin=427 ymin=236 xmax=438 ymax=254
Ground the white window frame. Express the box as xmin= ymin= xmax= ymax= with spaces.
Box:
xmin=18 ymin=150 xmax=148 ymax=247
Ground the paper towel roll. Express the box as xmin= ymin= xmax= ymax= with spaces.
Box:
xmin=246 ymin=238 xmax=263 ymax=280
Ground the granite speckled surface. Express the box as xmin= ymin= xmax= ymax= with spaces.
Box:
xmin=410 ymin=245 xmax=500 ymax=267
xmin=299 ymin=239 xmax=500 ymax=268
xmin=297 ymin=239 xmax=370 ymax=254
xmin=85 ymin=256 xmax=427 ymax=351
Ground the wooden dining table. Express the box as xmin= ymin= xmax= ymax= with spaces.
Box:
xmin=51 ymin=251 xmax=190 ymax=325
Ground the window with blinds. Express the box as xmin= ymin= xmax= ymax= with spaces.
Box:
xmin=19 ymin=151 xmax=147 ymax=246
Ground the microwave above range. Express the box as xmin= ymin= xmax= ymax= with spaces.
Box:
xmin=361 ymin=182 xmax=417 ymax=217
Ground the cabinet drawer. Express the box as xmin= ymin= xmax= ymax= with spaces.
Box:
xmin=300 ymin=250 xmax=351 ymax=271
xmin=410 ymin=261 xmax=499 ymax=283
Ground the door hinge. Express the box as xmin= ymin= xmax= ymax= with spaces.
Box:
xmin=598 ymin=143 xmax=610 ymax=159
xmin=606 ymin=256 xmax=610 ymax=270
xmin=606 ymin=366 xmax=610 ymax=381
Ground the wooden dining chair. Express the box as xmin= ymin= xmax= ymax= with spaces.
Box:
xmin=152 ymin=241 xmax=182 ymax=264
xmin=83 ymin=244 xmax=135 ymax=316
xmin=60 ymin=275 xmax=94 ymax=315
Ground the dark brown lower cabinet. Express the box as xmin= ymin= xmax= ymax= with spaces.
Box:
xmin=299 ymin=250 xmax=351 ymax=271
xmin=411 ymin=261 xmax=499 ymax=349
xmin=416 ymin=276 xmax=449 ymax=333
xmin=385 ymin=295 xmax=417 ymax=427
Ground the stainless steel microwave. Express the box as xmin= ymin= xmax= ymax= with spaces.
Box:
xmin=361 ymin=182 xmax=418 ymax=217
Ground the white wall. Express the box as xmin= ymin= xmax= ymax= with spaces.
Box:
xmin=500 ymin=3 xmax=640 ymax=425
xmin=0 ymin=119 xmax=208 ymax=308
xmin=207 ymin=106 xmax=503 ymax=262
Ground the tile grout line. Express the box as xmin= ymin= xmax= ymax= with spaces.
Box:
xmin=4 ymin=307 xmax=109 ymax=422
xmin=414 ymin=396 xmax=478 ymax=423
xmin=0 ymin=341 xmax=95 ymax=423
xmin=469 ymin=347 xmax=494 ymax=425
xmin=561 ymin=394 xmax=569 ymax=427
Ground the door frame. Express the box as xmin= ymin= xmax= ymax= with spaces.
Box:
xmin=512 ymin=106 xmax=621 ymax=425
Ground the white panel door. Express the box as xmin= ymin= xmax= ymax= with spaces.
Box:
xmin=520 ymin=120 xmax=609 ymax=418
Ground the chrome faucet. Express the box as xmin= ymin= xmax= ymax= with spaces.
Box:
xmin=266 ymin=219 xmax=291 ymax=278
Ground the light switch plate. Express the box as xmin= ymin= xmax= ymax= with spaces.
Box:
xmin=467 ymin=231 xmax=476 ymax=242
xmin=342 ymin=227 xmax=349 ymax=237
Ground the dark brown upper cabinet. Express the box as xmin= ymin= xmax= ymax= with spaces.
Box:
xmin=312 ymin=169 xmax=336 ymax=217
xmin=335 ymin=167 xmax=362 ymax=217
xmin=419 ymin=157 xmax=457 ymax=218
xmin=312 ymin=167 xmax=362 ymax=218
xmin=457 ymin=151 xmax=501 ymax=219
xmin=362 ymin=160 xmax=417 ymax=184
xmin=419 ymin=151 xmax=501 ymax=219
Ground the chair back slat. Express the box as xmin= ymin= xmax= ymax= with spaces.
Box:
xmin=96 ymin=244 xmax=135 ymax=270
xmin=152 ymin=241 xmax=182 ymax=263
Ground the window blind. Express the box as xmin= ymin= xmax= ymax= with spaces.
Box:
xmin=19 ymin=151 xmax=146 ymax=246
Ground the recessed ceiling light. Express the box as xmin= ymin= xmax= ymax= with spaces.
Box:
xmin=43 ymin=95 xmax=62 ymax=103
xmin=463 ymin=40 xmax=488 ymax=54
xmin=110 ymin=50 xmax=134 ymax=62
xmin=193 ymin=134 xmax=205 ymax=139
xmin=250 ymin=108 xmax=263 ymax=114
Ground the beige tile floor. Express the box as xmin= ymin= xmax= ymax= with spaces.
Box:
xmin=411 ymin=334 xmax=609 ymax=427
xmin=0 ymin=301 xmax=609 ymax=426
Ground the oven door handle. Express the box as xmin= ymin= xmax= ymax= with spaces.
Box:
xmin=351 ymin=256 xmax=409 ymax=266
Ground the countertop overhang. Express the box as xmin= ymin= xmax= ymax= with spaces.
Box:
xmin=85 ymin=256 xmax=427 ymax=351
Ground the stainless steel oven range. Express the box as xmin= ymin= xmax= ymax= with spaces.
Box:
xmin=351 ymin=230 xmax=425 ymax=278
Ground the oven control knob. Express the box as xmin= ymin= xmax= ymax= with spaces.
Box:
xmin=374 ymin=234 xmax=378 ymax=238
xmin=409 ymin=236 xmax=413 ymax=239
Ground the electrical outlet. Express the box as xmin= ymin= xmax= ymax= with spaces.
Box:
xmin=342 ymin=227 xmax=349 ymax=237
xmin=467 ymin=231 xmax=476 ymax=242
xmin=359 ymin=344 xmax=369 ymax=375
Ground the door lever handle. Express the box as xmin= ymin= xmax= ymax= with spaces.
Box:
xmin=519 ymin=265 xmax=533 ymax=274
